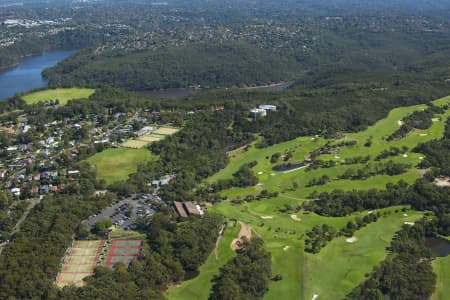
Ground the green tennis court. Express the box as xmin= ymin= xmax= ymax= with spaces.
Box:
xmin=112 ymin=247 xmax=141 ymax=255
xmin=71 ymin=248 xmax=99 ymax=256
xmin=67 ymin=255 xmax=96 ymax=265
xmin=63 ymin=264 xmax=94 ymax=273
xmin=114 ymin=240 xmax=142 ymax=247
xmin=75 ymin=240 xmax=104 ymax=248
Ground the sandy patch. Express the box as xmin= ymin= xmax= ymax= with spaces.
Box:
xmin=290 ymin=214 xmax=301 ymax=221
xmin=402 ymin=154 xmax=408 ymax=158
xmin=432 ymin=118 xmax=440 ymax=122
xmin=403 ymin=213 xmax=408 ymax=217
xmin=283 ymin=245 xmax=291 ymax=251
xmin=419 ymin=156 xmax=424 ymax=160
xmin=419 ymin=133 xmax=428 ymax=137
xmin=231 ymin=221 xmax=252 ymax=251
xmin=312 ymin=294 xmax=319 ymax=300
xmin=346 ymin=236 xmax=358 ymax=243
xmin=397 ymin=120 xmax=404 ymax=126
xmin=271 ymin=173 xmax=276 ymax=176
xmin=257 ymin=171 xmax=263 ymax=175
xmin=261 ymin=216 xmax=273 ymax=219
xmin=434 ymin=177 xmax=450 ymax=187
xmin=404 ymin=222 xmax=415 ymax=226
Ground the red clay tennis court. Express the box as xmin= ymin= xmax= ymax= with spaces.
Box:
xmin=105 ymin=240 xmax=143 ymax=268
xmin=56 ymin=240 xmax=105 ymax=287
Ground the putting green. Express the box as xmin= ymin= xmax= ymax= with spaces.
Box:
xmin=85 ymin=148 xmax=153 ymax=185
xmin=22 ymin=88 xmax=95 ymax=105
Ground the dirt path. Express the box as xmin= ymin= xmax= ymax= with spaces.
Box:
xmin=0 ymin=196 xmax=42 ymax=255
xmin=231 ymin=221 xmax=252 ymax=251
xmin=215 ymin=224 xmax=226 ymax=260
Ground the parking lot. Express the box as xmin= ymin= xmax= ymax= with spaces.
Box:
xmin=83 ymin=196 xmax=155 ymax=231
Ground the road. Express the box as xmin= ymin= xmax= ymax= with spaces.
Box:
xmin=0 ymin=196 xmax=42 ymax=255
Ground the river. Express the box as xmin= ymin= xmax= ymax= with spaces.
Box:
xmin=0 ymin=50 xmax=75 ymax=101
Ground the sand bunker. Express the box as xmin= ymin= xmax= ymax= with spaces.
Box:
xmin=434 ymin=177 xmax=450 ymax=187
xmin=283 ymin=245 xmax=291 ymax=251
xmin=231 ymin=221 xmax=252 ymax=251
xmin=404 ymin=222 xmax=415 ymax=226
xmin=312 ymin=294 xmax=319 ymax=300
xmin=346 ymin=237 xmax=358 ymax=243
xmin=261 ymin=216 xmax=273 ymax=219
xmin=397 ymin=120 xmax=404 ymax=126
xmin=290 ymin=214 xmax=301 ymax=221
xmin=419 ymin=133 xmax=428 ymax=137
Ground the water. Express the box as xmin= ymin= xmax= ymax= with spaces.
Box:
xmin=425 ymin=237 xmax=450 ymax=257
xmin=0 ymin=50 xmax=75 ymax=100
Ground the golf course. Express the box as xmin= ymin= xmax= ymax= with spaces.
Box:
xmin=167 ymin=96 xmax=449 ymax=300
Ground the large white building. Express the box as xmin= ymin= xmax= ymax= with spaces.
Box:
xmin=258 ymin=104 xmax=277 ymax=111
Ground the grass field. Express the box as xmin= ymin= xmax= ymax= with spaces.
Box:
xmin=209 ymin=97 xmax=450 ymax=200
xmin=167 ymin=222 xmax=239 ymax=300
xmin=85 ymin=148 xmax=153 ymax=184
xmin=22 ymin=88 xmax=95 ymax=105
xmin=432 ymin=254 xmax=450 ymax=300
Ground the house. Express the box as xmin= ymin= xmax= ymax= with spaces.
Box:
xmin=0 ymin=126 xmax=14 ymax=135
xmin=11 ymin=188 xmax=21 ymax=197
xmin=39 ymin=185 xmax=50 ymax=194
xmin=258 ymin=104 xmax=277 ymax=111
xmin=173 ymin=201 xmax=203 ymax=217
xmin=0 ymin=170 xmax=6 ymax=179
xmin=30 ymin=186 xmax=39 ymax=195
xmin=249 ymin=108 xmax=267 ymax=118
xmin=173 ymin=201 xmax=188 ymax=218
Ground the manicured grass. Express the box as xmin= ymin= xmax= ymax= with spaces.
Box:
xmin=85 ymin=148 xmax=153 ymax=185
xmin=22 ymin=88 xmax=95 ymax=105
xmin=302 ymin=210 xmax=423 ymax=300
xmin=209 ymin=198 xmax=423 ymax=300
xmin=432 ymin=255 xmax=450 ymax=300
xmin=211 ymin=97 xmax=450 ymax=200
xmin=166 ymin=222 xmax=239 ymax=300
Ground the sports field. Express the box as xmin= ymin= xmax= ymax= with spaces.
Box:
xmin=122 ymin=126 xmax=180 ymax=149
xmin=105 ymin=240 xmax=143 ymax=268
xmin=85 ymin=148 xmax=153 ymax=185
xmin=56 ymin=240 xmax=105 ymax=287
xmin=22 ymin=88 xmax=95 ymax=105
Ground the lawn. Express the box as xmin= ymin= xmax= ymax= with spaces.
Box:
xmin=166 ymin=222 xmax=239 ymax=300
xmin=85 ymin=148 xmax=153 ymax=185
xmin=22 ymin=88 xmax=95 ymax=105
xmin=432 ymin=255 xmax=450 ymax=300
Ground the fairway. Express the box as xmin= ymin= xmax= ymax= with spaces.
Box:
xmin=167 ymin=223 xmax=239 ymax=300
xmin=22 ymin=88 xmax=95 ymax=105
xmin=432 ymin=255 xmax=450 ymax=300
xmin=209 ymin=97 xmax=450 ymax=200
xmin=85 ymin=148 xmax=153 ymax=184
xmin=208 ymin=197 xmax=424 ymax=300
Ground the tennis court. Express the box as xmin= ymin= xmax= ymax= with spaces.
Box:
xmin=105 ymin=240 xmax=143 ymax=268
xmin=56 ymin=240 xmax=105 ymax=287
xmin=111 ymin=247 xmax=141 ymax=255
